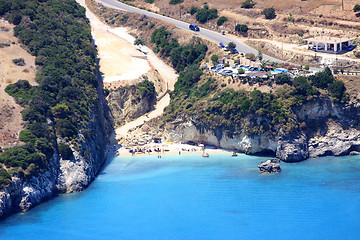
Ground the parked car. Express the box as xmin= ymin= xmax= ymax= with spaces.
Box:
xmin=230 ymin=48 xmax=239 ymax=54
xmin=219 ymin=69 xmax=233 ymax=75
xmin=347 ymin=45 xmax=355 ymax=51
xmin=219 ymin=42 xmax=225 ymax=48
xmin=189 ymin=24 xmax=200 ymax=31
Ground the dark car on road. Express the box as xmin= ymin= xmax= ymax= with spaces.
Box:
xmin=189 ymin=24 xmax=200 ymax=31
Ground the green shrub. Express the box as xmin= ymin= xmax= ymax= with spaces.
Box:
xmin=235 ymin=24 xmax=248 ymax=33
xmin=354 ymin=4 xmax=360 ymax=12
xmin=241 ymin=0 xmax=256 ymax=9
xmin=189 ymin=6 xmax=198 ymax=15
xmin=196 ymin=6 xmax=218 ymax=24
xmin=262 ymin=8 xmax=276 ymax=19
xmin=169 ymin=0 xmax=183 ymax=5
xmin=217 ymin=16 xmax=228 ymax=26
xmin=211 ymin=54 xmax=219 ymax=65
xmin=145 ymin=0 xmax=154 ymax=3
xmin=0 ymin=0 xmax=11 ymax=16
xmin=137 ymin=80 xmax=156 ymax=99
xmin=227 ymin=42 xmax=236 ymax=50
xmin=12 ymin=58 xmax=25 ymax=66
xmin=58 ymin=143 xmax=73 ymax=160
xmin=275 ymin=73 xmax=291 ymax=85
xmin=238 ymin=68 xmax=245 ymax=74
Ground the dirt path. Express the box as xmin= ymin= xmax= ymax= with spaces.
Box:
xmin=115 ymin=94 xmax=170 ymax=139
xmin=77 ymin=0 xmax=178 ymax=139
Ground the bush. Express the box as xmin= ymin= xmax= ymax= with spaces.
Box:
xmin=196 ymin=6 xmax=218 ymax=24
xmin=308 ymin=67 xmax=334 ymax=89
xmin=189 ymin=6 xmax=198 ymax=15
xmin=354 ymin=4 xmax=360 ymax=12
xmin=328 ymin=80 xmax=348 ymax=103
xmin=211 ymin=55 xmax=219 ymax=65
xmin=0 ymin=168 xmax=11 ymax=188
xmin=245 ymin=53 xmax=256 ymax=61
xmin=217 ymin=16 xmax=228 ymax=26
xmin=275 ymin=73 xmax=291 ymax=85
xmin=262 ymin=8 xmax=276 ymax=19
xmin=12 ymin=58 xmax=25 ymax=66
xmin=169 ymin=0 xmax=183 ymax=5
xmin=238 ymin=68 xmax=245 ymax=74
xmin=235 ymin=24 xmax=248 ymax=33
xmin=241 ymin=0 xmax=256 ymax=9
xmin=0 ymin=0 xmax=11 ymax=16
xmin=58 ymin=143 xmax=73 ymax=160
xmin=137 ymin=80 xmax=155 ymax=99
xmin=227 ymin=42 xmax=236 ymax=50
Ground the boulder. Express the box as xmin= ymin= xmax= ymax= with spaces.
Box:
xmin=258 ymin=159 xmax=281 ymax=173
xmin=276 ymin=134 xmax=309 ymax=162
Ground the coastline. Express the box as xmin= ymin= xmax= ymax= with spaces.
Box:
xmin=107 ymin=143 xmax=234 ymax=158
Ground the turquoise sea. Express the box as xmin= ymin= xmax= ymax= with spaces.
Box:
xmin=1 ymin=153 xmax=360 ymax=240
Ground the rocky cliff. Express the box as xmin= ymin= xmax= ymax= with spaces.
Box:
xmin=0 ymin=80 xmax=111 ymax=218
xmin=165 ymin=97 xmax=360 ymax=162
xmin=107 ymin=84 xmax=156 ymax=127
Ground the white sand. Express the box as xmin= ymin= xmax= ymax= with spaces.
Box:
xmin=77 ymin=0 xmax=179 ymax=141
xmin=76 ymin=0 xmax=150 ymax=82
xmin=115 ymin=143 xmax=233 ymax=157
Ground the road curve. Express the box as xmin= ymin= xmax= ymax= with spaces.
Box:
xmin=96 ymin=0 xmax=323 ymax=71
xmin=96 ymin=0 xmax=282 ymax=62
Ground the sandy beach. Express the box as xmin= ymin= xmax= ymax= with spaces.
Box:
xmin=106 ymin=142 xmax=234 ymax=158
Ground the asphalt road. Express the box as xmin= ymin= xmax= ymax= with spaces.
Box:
xmin=96 ymin=0 xmax=322 ymax=70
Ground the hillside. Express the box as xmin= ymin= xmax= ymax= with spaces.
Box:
xmin=87 ymin=0 xmax=360 ymax=162
xmin=0 ymin=0 xmax=111 ymax=217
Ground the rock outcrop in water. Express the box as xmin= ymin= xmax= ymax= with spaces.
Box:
xmin=258 ymin=159 xmax=281 ymax=173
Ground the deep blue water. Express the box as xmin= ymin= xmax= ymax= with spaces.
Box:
xmin=1 ymin=154 xmax=360 ymax=240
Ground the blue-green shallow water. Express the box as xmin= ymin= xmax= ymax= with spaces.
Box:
xmin=1 ymin=154 xmax=360 ymax=240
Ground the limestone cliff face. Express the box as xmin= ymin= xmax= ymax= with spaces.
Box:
xmin=0 ymin=78 xmax=111 ymax=218
xmin=165 ymin=97 xmax=360 ymax=162
xmin=165 ymin=121 xmax=278 ymax=155
xmin=107 ymin=85 xmax=155 ymax=127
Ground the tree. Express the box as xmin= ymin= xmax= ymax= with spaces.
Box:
xmin=134 ymin=38 xmax=145 ymax=48
xmin=227 ymin=42 xmax=236 ymax=50
xmin=211 ymin=54 xmax=219 ymax=65
xmin=196 ymin=6 xmax=218 ymax=24
xmin=235 ymin=24 xmax=248 ymax=34
xmin=262 ymin=8 xmax=276 ymax=19
xmin=304 ymin=65 xmax=310 ymax=70
xmin=0 ymin=0 xmax=11 ymax=16
xmin=238 ymin=68 xmax=245 ymax=74
xmin=189 ymin=6 xmax=198 ymax=15
xmin=58 ymin=143 xmax=73 ymax=160
xmin=241 ymin=0 xmax=256 ymax=9
xmin=169 ymin=0 xmax=183 ymax=5
xmin=275 ymin=73 xmax=291 ymax=85
xmin=217 ymin=16 xmax=228 ymax=26
xmin=354 ymin=4 xmax=360 ymax=12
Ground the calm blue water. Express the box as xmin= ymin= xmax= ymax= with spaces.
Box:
xmin=1 ymin=154 xmax=360 ymax=240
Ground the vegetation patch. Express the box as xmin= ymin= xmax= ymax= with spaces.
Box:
xmin=0 ymin=0 xmax=99 ymax=188
xmin=195 ymin=5 xmax=218 ymax=24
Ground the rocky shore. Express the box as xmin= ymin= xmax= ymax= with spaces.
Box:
xmin=164 ymin=97 xmax=360 ymax=162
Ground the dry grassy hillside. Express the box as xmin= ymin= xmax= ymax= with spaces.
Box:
xmin=0 ymin=20 xmax=37 ymax=150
